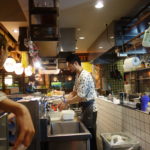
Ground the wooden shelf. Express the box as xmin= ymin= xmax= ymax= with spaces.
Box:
xmin=138 ymin=78 xmax=150 ymax=80
xmin=31 ymin=36 xmax=59 ymax=41
xmin=30 ymin=25 xmax=59 ymax=41
xmin=31 ymin=24 xmax=57 ymax=28
xmin=124 ymin=67 xmax=150 ymax=73
xmin=130 ymin=78 xmax=150 ymax=80
xmin=29 ymin=0 xmax=59 ymax=41
xmin=126 ymin=12 xmax=150 ymax=31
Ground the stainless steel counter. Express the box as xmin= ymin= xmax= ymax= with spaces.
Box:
xmin=20 ymin=100 xmax=91 ymax=150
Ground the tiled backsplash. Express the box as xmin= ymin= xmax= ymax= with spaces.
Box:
xmin=96 ymin=98 xmax=150 ymax=150
xmin=102 ymin=60 xmax=124 ymax=94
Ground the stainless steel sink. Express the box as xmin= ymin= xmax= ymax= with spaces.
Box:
xmin=45 ymin=121 xmax=91 ymax=150
xmin=50 ymin=121 xmax=86 ymax=135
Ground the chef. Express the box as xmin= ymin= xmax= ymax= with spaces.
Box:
xmin=59 ymin=54 xmax=97 ymax=150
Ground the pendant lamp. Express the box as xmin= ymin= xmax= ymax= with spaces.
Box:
xmin=15 ymin=63 xmax=24 ymax=75
xmin=4 ymin=58 xmax=16 ymax=72
xmin=25 ymin=66 xmax=33 ymax=76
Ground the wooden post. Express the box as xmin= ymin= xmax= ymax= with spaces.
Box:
xmin=2 ymin=69 xmax=6 ymax=92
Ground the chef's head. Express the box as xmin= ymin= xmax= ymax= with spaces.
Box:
xmin=66 ymin=54 xmax=81 ymax=72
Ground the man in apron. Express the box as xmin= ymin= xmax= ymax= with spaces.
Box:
xmin=59 ymin=54 xmax=97 ymax=150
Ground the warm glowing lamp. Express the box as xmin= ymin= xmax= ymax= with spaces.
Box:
xmin=4 ymin=58 xmax=16 ymax=72
xmin=15 ymin=63 xmax=24 ymax=75
xmin=5 ymin=75 xmax=13 ymax=86
xmin=25 ymin=66 xmax=33 ymax=76
xmin=95 ymin=0 xmax=104 ymax=8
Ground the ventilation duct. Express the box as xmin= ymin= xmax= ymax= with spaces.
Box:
xmin=41 ymin=57 xmax=58 ymax=70
xmin=59 ymin=28 xmax=76 ymax=52
xmin=18 ymin=27 xmax=28 ymax=51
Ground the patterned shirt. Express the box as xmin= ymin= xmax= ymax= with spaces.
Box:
xmin=73 ymin=70 xmax=97 ymax=111
xmin=0 ymin=92 xmax=7 ymax=101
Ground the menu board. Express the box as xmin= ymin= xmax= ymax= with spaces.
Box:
xmin=81 ymin=62 xmax=92 ymax=72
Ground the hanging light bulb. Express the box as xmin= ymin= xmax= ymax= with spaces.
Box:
xmin=25 ymin=66 xmax=33 ymax=76
xmin=95 ymin=0 xmax=104 ymax=9
xmin=4 ymin=58 xmax=16 ymax=72
xmin=68 ymin=75 xmax=73 ymax=81
xmin=34 ymin=61 xmax=42 ymax=69
xmin=14 ymin=63 xmax=24 ymax=75
xmin=5 ymin=75 xmax=13 ymax=86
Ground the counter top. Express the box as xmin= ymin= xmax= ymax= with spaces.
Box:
xmin=96 ymin=96 xmax=150 ymax=115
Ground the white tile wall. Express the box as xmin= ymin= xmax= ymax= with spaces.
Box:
xmin=96 ymin=98 xmax=150 ymax=150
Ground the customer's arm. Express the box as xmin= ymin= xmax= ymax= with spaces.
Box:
xmin=0 ymin=99 xmax=35 ymax=150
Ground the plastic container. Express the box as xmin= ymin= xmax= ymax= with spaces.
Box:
xmin=101 ymin=132 xmax=140 ymax=150
xmin=124 ymin=57 xmax=141 ymax=72
xmin=142 ymin=26 xmax=150 ymax=47
xmin=141 ymin=95 xmax=150 ymax=111
xmin=61 ymin=110 xmax=75 ymax=121
xmin=49 ymin=111 xmax=62 ymax=121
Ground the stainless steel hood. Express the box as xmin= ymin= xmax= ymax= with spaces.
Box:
xmin=32 ymin=28 xmax=76 ymax=71
xmin=59 ymin=28 xmax=76 ymax=52
xmin=36 ymin=28 xmax=76 ymax=58
xmin=36 ymin=41 xmax=58 ymax=57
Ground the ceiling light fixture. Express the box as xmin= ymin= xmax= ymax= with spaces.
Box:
xmin=110 ymin=36 xmax=114 ymax=39
xmin=5 ymin=75 xmax=13 ymax=86
xmin=60 ymin=47 xmax=64 ymax=52
xmin=79 ymin=37 xmax=85 ymax=40
xmin=99 ymin=46 xmax=103 ymax=49
xmin=4 ymin=57 xmax=16 ymax=72
xmin=15 ymin=63 xmax=24 ymax=75
xmin=25 ymin=66 xmax=33 ymax=76
xmin=13 ymin=29 xmax=19 ymax=33
xmin=95 ymin=0 xmax=104 ymax=9
xmin=75 ymin=47 xmax=78 ymax=50
xmin=77 ymin=28 xmax=81 ymax=31
xmin=34 ymin=61 xmax=42 ymax=69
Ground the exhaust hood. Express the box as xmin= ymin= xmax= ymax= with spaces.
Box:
xmin=59 ymin=28 xmax=76 ymax=52
xmin=35 ymin=28 xmax=76 ymax=58
xmin=36 ymin=41 xmax=58 ymax=57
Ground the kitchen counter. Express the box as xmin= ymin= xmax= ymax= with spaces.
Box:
xmin=19 ymin=99 xmax=91 ymax=150
xmin=96 ymin=97 xmax=150 ymax=150
xmin=97 ymin=96 xmax=150 ymax=114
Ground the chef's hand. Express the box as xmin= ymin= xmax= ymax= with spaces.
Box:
xmin=58 ymin=101 xmax=68 ymax=111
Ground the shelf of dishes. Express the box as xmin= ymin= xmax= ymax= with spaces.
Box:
xmin=130 ymin=78 xmax=150 ymax=80
xmin=124 ymin=67 xmax=150 ymax=73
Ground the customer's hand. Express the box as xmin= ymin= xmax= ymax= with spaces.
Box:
xmin=8 ymin=113 xmax=15 ymax=121
xmin=0 ymin=97 xmax=35 ymax=150
xmin=13 ymin=104 xmax=35 ymax=150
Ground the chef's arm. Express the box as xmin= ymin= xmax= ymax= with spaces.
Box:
xmin=65 ymin=91 xmax=77 ymax=99
xmin=66 ymin=95 xmax=85 ymax=105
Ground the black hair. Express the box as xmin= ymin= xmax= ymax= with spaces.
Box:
xmin=66 ymin=54 xmax=81 ymax=66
